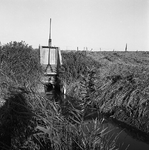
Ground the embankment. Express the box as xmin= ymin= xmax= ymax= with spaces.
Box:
xmin=60 ymin=51 xmax=149 ymax=134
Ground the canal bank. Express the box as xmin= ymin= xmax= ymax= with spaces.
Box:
xmin=60 ymin=96 xmax=149 ymax=150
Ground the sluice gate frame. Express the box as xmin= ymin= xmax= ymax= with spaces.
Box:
xmin=39 ymin=19 xmax=65 ymax=98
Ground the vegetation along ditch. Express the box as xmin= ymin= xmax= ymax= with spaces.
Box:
xmin=0 ymin=41 xmax=149 ymax=149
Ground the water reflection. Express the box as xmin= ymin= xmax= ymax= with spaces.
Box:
xmin=101 ymin=118 xmax=149 ymax=150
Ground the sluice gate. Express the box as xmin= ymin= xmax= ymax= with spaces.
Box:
xmin=39 ymin=19 xmax=65 ymax=99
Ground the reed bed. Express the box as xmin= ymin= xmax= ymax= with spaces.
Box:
xmin=0 ymin=42 xmax=119 ymax=149
xmin=60 ymin=50 xmax=149 ymax=134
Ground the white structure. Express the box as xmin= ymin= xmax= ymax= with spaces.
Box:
xmin=40 ymin=46 xmax=62 ymax=75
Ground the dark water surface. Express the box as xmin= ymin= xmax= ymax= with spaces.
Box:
xmin=101 ymin=118 xmax=149 ymax=150
xmin=83 ymin=107 xmax=149 ymax=150
xmin=83 ymin=109 xmax=149 ymax=150
xmin=73 ymin=110 xmax=149 ymax=149
xmin=46 ymin=93 xmax=149 ymax=150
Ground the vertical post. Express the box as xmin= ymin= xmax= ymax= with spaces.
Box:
xmin=125 ymin=43 xmax=127 ymax=52
xmin=48 ymin=18 xmax=52 ymax=47
xmin=48 ymin=18 xmax=52 ymax=65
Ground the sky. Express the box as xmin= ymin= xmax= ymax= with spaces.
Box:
xmin=0 ymin=0 xmax=148 ymax=51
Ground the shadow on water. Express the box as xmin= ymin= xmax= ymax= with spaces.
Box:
xmin=57 ymin=94 xmax=149 ymax=150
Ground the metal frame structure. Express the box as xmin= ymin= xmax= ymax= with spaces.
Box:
xmin=39 ymin=19 xmax=64 ymax=96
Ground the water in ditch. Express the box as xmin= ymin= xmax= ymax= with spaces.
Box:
xmin=97 ymin=116 xmax=149 ymax=150
xmin=61 ymin=100 xmax=149 ymax=150
xmin=46 ymin=92 xmax=149 ymax=150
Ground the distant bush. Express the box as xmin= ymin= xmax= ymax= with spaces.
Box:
xmin=0 ymin=41 xmax=41 ymax=94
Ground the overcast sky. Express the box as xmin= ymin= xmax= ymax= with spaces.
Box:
xmin=0 ymin=0 xmax=148 ymax=51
